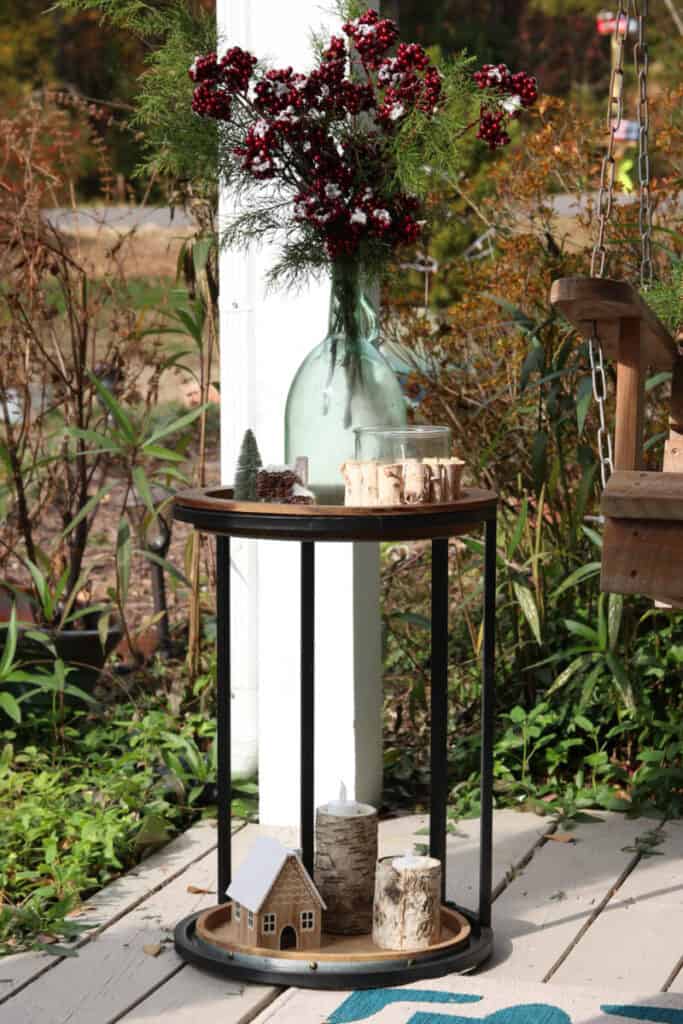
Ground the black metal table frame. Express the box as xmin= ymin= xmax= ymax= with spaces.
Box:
xmin=173 ymin=498 xmax=497 ymax=988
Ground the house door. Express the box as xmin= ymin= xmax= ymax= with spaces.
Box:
xmin=280 ymin=926 xmax=297 ymax=950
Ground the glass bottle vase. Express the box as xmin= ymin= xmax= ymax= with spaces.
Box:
xmin=285 ymin=260 xmax=406 ymax=505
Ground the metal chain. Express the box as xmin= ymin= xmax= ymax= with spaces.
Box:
xmin=588 ymin=325 xmax=615 ymax=488
xmin=591 ymin=0 xmax=631 ymax=279
xmin=634 ymin=0 xmax=653 ymax=288
xmin=588 ymin=1 xmax=638 ymax=490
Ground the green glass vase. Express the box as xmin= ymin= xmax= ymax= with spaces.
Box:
xmin=285 ymin=261 xmax=407 ymax=504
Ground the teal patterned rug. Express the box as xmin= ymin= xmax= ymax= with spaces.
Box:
xmin=253 ymin=976 xmax=683 ymax=1024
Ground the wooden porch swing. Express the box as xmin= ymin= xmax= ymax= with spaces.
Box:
xmin=550 ymin=1 xmax=683 ymax=607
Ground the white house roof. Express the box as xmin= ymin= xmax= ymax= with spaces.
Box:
xmin=226 ymin=836 xmax=325 ymax=912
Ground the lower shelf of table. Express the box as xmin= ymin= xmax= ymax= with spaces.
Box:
xmin=174 ymin=903 xmax=493 ymax=990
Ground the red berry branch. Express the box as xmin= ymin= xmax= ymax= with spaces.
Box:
xmin=188 ymin=10 xmax=538 ymax=274
xmin=473 ymin=63 xmax=538 ymax=149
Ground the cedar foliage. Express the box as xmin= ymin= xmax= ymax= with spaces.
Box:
xmin=51 ymin=0 xmax=219 ymax=198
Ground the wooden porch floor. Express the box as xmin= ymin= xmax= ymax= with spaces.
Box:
xmin=1 ymin=810 xmax=682 ymax=1024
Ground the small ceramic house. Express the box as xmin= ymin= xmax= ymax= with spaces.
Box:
xmin=227 ymin=836 xmax=326 ymax=951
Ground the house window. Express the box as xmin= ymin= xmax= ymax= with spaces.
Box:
xmin=247 ymin=910 xmax=254 ymax=929
xmin=262 ymin=912 xmax=276 ymax=935
xmin=300 ymin=910 xmax=315 ymax=931
xmin=234 ymin=903 xmax=241 ymax=922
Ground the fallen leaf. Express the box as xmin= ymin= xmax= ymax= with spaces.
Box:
xmin=36 ymin=934 xmax=57 ymax=945
xmin=546 ymin=833 xmax=576 ymax=844
xmin=186 ymin=885 xmax=214 ymax=895
xmin=67 ymin=905 xmax=96 ymax=918
xmin=143 ymin=943 xmax=162 ymax=957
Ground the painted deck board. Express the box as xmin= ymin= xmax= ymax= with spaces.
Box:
xmin=115 ymin=813 xmax=549 ymax=1024
xmin=550 ymin=819 xmax=683 ymax=991
xmin=487 ymin=814 xmax=655 ymax=982
xmin=0 ymin=821 xmax=219 ymax=1004
xmin=5 ymin=810 xmax=677 ymax=1024
xmin=1 ymin=825 xmax=253 ymax=1024
xmin=668 ymin=959 xmax=683 ymax=993
xmin=118 ymin=968 xmax=280 ymax=1024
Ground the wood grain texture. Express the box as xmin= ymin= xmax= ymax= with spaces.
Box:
xmin=489 ymin=814 xmax=653 ymax=981
xmin=602 ymin=470 xmax=683 ymax=520
xmin=550 ymin=820 xmax=683 ymax=991
xmin=601 ymin=517 xmax=683 ymax=599
xmin=663 ymin=434 xmax=683 ymax=474
xmin=116 ymin=966 xmax=279 ymax=1024
xmin=174 ymin=485 xmax=496 ymax=519
xmin=196 ymin=902 xmax=469 ymax=961
xmin=173 ymin=485 xmax=497 ymax=542
xmin=550 ymin=276 xmax=677 ymax=369
xmin=671 ymin=355 xmax=683 ymax=434
xmin=615 ymin=318 xmax=644 ymax=471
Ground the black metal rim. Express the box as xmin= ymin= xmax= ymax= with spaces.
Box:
xmin=173 ymin=503 xmax=496 ymax=543
xmin=174 ymin=909 xmax=493 ymax=991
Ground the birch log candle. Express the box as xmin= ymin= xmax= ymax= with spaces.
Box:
xmin=372 ymin=854 xmax=441 ymax=950
xmin=314 ymin=784 xmax=378 ymax=935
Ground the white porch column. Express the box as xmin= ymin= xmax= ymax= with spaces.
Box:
xmin=218 ymin=0 xmax=384 ymax=820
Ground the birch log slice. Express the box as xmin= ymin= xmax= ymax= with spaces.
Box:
xmin=360 ymin=461 xmax=379 ymax=506
xmin=403 ymin=460 xmax=430 ymax=504
xmin=372 ymin=855 xmax=441 ymax=951
xmin=378 ymin=463 xmax=404 ymax=506
xmin=341 ymin=460 xmax=363 ymax=506
xmin=424 ymin=460 xmax=443 ymax=503
xmin=314 ymin=805 xmax=378 ymax=935
xmin=445 ymin=458 xmax=465 ymax=500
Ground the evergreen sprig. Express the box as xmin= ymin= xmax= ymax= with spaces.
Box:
xmin=51 ymin=0 xmax=219 ymax=197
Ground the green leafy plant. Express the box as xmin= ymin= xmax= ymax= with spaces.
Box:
xmin=0 ymin=699 xmax=230 ymax=954
xmin=0 ymin=608 xmax=94 ymax=724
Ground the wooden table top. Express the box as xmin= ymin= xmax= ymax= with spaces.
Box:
xmin=173 ymin=486 xmax=498 ymax=542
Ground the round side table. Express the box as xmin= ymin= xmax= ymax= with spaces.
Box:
xmin=173 ymin=486 xmax=498 ymax=989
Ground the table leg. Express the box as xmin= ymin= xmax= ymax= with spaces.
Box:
xmin=216 ymin=535 xmax=232 ymax=902
xmin=479 ymin=517 xmax=497 ymax=928
xmin=430 ymin=537 xmax=449 ymax=901
xmin=301 ymin=541 xmax=315 ymax=876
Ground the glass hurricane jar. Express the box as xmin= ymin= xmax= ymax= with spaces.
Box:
xmin=285 ymin=260 xmax=406 ymax=505
xmin=354 ymin=425 xmax=452 ymax=463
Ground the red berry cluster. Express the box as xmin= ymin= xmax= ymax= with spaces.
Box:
xmin=473 ymin=62 xmax=538 ymax=149
xmin=220 ymin=46 xmax=258 ymax=93
xmin=473 ymin=63 xmax=537 ymax=107
xmin=188 ymin=52 xmax=219 ymax=83
xmin=191 ymin=81 xmax=233 ymax=120
xmin=289 ymin=135 xmax=422 ymax=259
xmin=477 ymin=110 xmax=510 ymax=150
xmin=254 ymin=68 xmax=305 ymax=116
xmin=294 ymin=181 xmax=422 ymax=260
xmin=189 ymin=47 xmax=256 ymax=119
xmin=341 ymin=9 xmax=399 ymax=69
xmin=376 ymin=43 xmax=442 ymax=123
